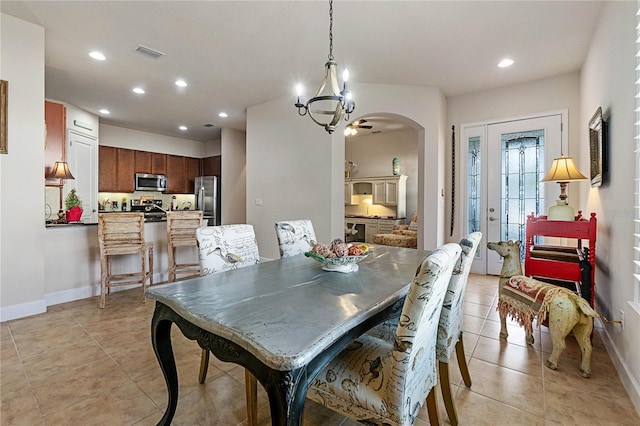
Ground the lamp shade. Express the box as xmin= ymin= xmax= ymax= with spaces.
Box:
xmin=47 ymin=161 xmax=75 ymax=180
xmin=541 ymin=156 xmax=587 ymax=183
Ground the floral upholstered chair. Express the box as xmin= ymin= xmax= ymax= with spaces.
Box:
xmin=435 ymin=232 xmax=482 ymax=425
xmin=307 ymin=243 xmax=462 ymax=426
xmin=274 ymin=219 xmax=317 ymax=258
xmin=195 ymin=224 xmax=261 ymax=425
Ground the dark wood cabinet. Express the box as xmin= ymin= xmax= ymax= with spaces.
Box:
xmin=44 ymin=101 xmax=66 ymax=185
xmin=135 ymin=151 xmax=152 ymax=174
xmin=184 ymin=157 xmax=200 ymax=194
xmin=152 ymin=153 xmax=167 ymax=175
xmin=166 ymin=155 xmax=186 ymax=193
xmin=99 ymin=146 xmax=135 ymax=192
xmin=99 ymin=146 xmax=117 ymax=191
xmin=100 ymin=148 xmax=214 ymax=194
xmin=201 ymin=155 xmax=221 ymax=176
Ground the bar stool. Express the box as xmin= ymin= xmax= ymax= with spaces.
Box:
xmin=97 ymin=212 xmax=153 ymax=308
xmin=166 ymin=210 xmax=203 ymax=282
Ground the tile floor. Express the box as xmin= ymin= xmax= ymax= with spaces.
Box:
xmin=1 ymin=274 xmax=639 ymax=425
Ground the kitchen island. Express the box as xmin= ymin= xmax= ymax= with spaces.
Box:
xmin=44 ymin=218 xmax=197 ymax=306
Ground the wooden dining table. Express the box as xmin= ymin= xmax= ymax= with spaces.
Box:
xmin=147 ymin=244 xmax=429 ymax=425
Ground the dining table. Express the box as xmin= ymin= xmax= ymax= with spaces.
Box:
xmin=147 ymin=244 xmax=429 ymax=425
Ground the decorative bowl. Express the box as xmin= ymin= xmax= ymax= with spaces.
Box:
xmin=304 ymin=251 xmax=368 ymax=273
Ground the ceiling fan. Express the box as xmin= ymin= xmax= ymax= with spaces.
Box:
xmin=345 ymin=119 xmax=372 ymax=136
xmin=349 ymin=119 xmax=372 ymax=130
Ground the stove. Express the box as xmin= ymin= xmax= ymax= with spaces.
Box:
xmin=131 ymin=199 xmax=166 ymax=220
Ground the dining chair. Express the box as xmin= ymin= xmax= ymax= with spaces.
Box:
xmin=435 ymin=232 xmax=482 ymax=425
xmin=307 ymin=243 xmax=462 ymax=426
xmin=274 ymin=219 xmax=317 ymax=258
xmin=195 ymin=224 xmax=261 ymax=425
xmin=166 ymin=210 xmax=203 ymax=282
xmin=97 ymin=212 xmax=153 ymax=309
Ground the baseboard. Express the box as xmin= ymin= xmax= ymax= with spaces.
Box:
xmin=0 ymin=299 xmax=47 ymax=322
xmin=1 ymin=272 xmax=165 ymax=322
xmin=596 ymin=317 xmax=640 ymax=416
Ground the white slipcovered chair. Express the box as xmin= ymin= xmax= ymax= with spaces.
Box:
xmin=435 ymin=232 xmax=482 ymax=425
xmin=274 ymin=219 xmax=317 ymax=258
xmin=195 ymin=224 xmax=261 ymax=425
xmin=307 ymin=243 xmax=462 ymax=426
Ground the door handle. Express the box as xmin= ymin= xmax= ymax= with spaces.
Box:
xmin=489 ymin=216 xmax=498 ymax=221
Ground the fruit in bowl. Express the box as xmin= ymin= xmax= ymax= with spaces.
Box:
xmin=304 ymin=239 xmax=369 ymax=273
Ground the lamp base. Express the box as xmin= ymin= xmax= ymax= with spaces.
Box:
xmin=547 ymin=200 xmax=575 ymax=221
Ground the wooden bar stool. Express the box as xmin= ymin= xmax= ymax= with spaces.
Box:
xmin=97 ymin=213 xmax=153 ymax=308
xmin=166 ymin=210 xmax=203 ymax=282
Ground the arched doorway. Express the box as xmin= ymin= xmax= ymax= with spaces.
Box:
xmin=344 ymin=113 xmax=421 ymax=246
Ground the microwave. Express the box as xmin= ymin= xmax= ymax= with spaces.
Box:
xmin=135 ymin=173 xmax=167 ymax=192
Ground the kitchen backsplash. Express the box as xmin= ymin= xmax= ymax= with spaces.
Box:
xmin=44 ymin=189 xmax=197 ymax=222
xmin=98 ymin=191 xmax=196 ymax=212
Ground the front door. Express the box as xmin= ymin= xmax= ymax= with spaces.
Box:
xmin=463 ymin=113 xmax=564 ymax=275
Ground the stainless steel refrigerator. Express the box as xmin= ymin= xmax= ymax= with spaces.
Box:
xmin=195 ymin=176 xmax=221 ymax=226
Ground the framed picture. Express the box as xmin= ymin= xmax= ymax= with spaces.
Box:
xmin=589 ymin=106 xmax=604 ymax=187
xmin=0 ymin=80 xmax=7 ymax=154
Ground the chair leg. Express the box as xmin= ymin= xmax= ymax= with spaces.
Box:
xmin=199 ymin=349 xmax=210 ymax=384
xmin=168 ymin=246 xmax=175 ymax=283
xmin=245 ymin=369 xmax=258 ymax=426
xmin=148 ymin=246 xmax=154 ymax=287
xmin=100 ymin=255 xmax=108 ymax=309
xmin=426 ymin=386 xmax=441 ymax=426
xmin=439 ymin=361 xmax=458 ymax=426
xmin=456 ymin=333 xmax=472 ymax=387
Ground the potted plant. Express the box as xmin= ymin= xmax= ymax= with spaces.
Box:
xmin=64 ymin=188 xmax=83 ymax=222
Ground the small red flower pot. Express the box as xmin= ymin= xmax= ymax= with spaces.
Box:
xmin=66 ymin=206 xmax=83 ymax=222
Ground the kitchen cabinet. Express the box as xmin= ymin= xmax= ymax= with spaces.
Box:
xmin=44 ymin=101 xmax=66 ymax=185
xmin=135 ymin=151 xmax=152 ymax=173
xmin=201 ymin=155 xmax=221 ymax=176
xmin=166 ymin=155 xmax=186 ymax=193
xmin=184 ymin=157 xmax=200 ymax=193
xmin=98 ymin=146 xmax=135 ymax=192
xmin=345 ymin=175 xmax=407 ymax=218
xmin=152 ymin=153 xmax=167 ymax=174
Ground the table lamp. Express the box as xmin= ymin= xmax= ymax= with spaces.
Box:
xmin=541 ymin=156 xmax=587 ymax=221
xmin=47 ymin=161 xmax=75 ymax=219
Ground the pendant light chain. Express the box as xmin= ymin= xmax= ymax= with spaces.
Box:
xmin=328 ymin=0 xmax=334 ymax=61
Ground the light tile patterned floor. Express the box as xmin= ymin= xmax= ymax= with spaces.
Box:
xmin=1 ymin=273 xmax=639 ymax=425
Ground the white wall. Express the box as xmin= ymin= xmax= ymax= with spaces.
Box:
xmin=246 ymin=83 xmax=445 ymax=259
xmin=347 ymin=128 xmax=419 ymax=220
xmin=220 ymin=128 xmax=246 ymax=225
xmin=0 ymin=14 xmax=47 ymax=317
xmin=580 ymin=0 xmax=639 ymax=413
xmin=99 ymin=123 xmax=212 ymax=157
xmin=447 ymin=72 xmax=582 ymax=240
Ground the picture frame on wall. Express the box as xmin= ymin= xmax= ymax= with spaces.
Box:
xmin=589 ymin=106 xmax=604 ymax=187
xmin=0 ymin=80 xmax=7 ymax=154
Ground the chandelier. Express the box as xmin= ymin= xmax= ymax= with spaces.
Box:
xmin=294 ymin=0 xmax=355 ymax=134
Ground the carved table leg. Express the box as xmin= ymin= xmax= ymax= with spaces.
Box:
xmin=151 ymin=303 xmax=179 ymax=426
xmin=263 ymin=368 xmax=307 ymax=426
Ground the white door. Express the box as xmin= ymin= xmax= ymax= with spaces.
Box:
xmin=66 ymin=130 xmax=99 ymax=223
xmin=463 ymin=113 xmax=564 ymax=275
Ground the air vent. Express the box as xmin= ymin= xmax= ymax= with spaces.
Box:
xmin=203 ymin=123 xmax=215 ymax=128
xmin=135 ymin=45 xmax=165 ymax=59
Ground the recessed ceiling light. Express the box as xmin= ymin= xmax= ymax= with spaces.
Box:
xmin=99 ymin=109 xmax=110 ymax=114
xmin=179 ymin=125 xmax=188 ymax=131
xmin=89 ymin=51 xmax=106 ymax=61
xmin=175 ymin=79 xmax=187 ymax=87
xmin=132 ymin=87 xmax=145 ymax=94
xmin=498 ymin=58 xmax=514 ymax=68
xmin=218 ymin=112 xmax=228 ymax=118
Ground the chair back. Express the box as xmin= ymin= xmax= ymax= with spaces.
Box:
xmin=98 ymin=212 xmax=146 ymax=256
xmin=167 ymin=210 xmax=203 ymax=248
xmin=274 ymin=219 xmax=317 ymax=258
xmin=387 ymin=242 xmax=461 ymax=423
xmin=196 ymin=224 xmax=260 ymax=276
xmin=436 ymin=232 xmax=482 ymax=362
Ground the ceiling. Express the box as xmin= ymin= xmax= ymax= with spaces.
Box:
xmin=1 ymin=1 xmax=604 ymax=142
